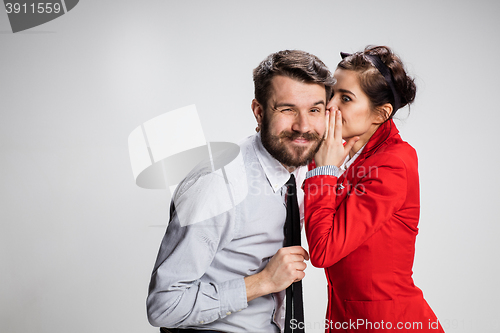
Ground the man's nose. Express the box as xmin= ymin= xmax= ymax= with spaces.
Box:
xmin=291 ymin=112 xmax=310 ymax=133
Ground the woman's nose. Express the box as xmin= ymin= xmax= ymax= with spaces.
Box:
xmin=326 ymin=98 xmax=339 ymax=111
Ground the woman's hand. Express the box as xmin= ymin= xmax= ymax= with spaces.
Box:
xmin=314 ymin=109 xmax=359 ymax=167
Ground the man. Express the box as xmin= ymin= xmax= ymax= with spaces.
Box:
xmin=147 ymin=50 xmax=334 ymax=332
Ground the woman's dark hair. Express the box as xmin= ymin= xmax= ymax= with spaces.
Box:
xmin=253 ymin=50 xmax=335 ymax=111
xmin=338 ymin=45 xmax=416 ymax=121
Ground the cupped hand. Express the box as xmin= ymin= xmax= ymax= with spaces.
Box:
xmin=314 ymin=109 xmax=359 ymax=167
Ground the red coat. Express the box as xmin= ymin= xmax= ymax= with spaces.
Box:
xmin=303 ymin=120 xmax=444 ymax=332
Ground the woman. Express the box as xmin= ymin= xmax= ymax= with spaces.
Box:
xmin=303 ymin=46 xmax=444 ymax=332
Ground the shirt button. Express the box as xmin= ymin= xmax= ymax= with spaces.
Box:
xmin=226 ymin=311 xmax=232 ymax=315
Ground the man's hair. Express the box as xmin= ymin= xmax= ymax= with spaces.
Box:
xmin=253 ymin=50 xmax=335 ymax=111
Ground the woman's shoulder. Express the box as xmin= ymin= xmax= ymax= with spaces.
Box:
xmin=385 ymin=134 xmax=416 ymax=155
xmin=368 ymin=134 xmax=418 ymax=169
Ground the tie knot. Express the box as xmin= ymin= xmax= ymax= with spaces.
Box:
xmin=286 ymin=174 xmax=297 ymax=196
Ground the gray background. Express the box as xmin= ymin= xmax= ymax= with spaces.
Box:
xmin=1 ymin=1 xmax=499 ymax=332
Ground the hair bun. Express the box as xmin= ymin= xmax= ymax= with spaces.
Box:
xmin=364 ymin=46 xmax=416 ymax=109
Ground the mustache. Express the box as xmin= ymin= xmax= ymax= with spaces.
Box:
xmin=278 ymin=131 xmax=322 ymax=141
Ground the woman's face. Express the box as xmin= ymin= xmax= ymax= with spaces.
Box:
xmin=327 ymin=68 xmax=382 ymax=144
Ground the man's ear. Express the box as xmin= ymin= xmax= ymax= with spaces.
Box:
xmin=251 ymin=99 xmax=264 ymax=127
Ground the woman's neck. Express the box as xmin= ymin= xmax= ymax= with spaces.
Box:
xmin=348 ymin=124 xmax=381 ymax=158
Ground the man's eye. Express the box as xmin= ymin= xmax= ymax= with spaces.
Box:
xmin=310 ymin=108 xmax=321 ymax=113
xmin=281 ymin=108 xmax=293 ymax=112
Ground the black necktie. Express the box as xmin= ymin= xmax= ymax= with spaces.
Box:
xmin=284 ymin=174 xmax=305 ymax=333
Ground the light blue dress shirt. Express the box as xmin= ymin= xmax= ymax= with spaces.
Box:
xmin=147 ymin=132 xmax=306 ymax=332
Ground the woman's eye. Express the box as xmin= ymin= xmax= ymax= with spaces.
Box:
xmin=342 ymin=95 xmax=351 ymax=102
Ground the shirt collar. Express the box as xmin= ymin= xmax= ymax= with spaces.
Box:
xmin=253 ymin=132 xmax=303 ymax=193
xmin=340 ymin=143 xmax=367 ymax=171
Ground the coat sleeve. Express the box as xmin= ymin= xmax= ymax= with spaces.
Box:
xmin=304 ymin=153 xmax=408 ymax=268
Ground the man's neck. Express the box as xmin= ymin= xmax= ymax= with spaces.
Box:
xmin=283 ymin=164 xmax=298 ymax=173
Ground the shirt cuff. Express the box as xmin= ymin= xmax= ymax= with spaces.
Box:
xmin=305 ymin=165 xmax=341 ymax=179
xmin=218 ymin=277 xmax=248 ymax=318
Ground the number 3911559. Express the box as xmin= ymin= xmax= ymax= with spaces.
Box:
xmin=5 ymin=3 xmax=62 ymax=14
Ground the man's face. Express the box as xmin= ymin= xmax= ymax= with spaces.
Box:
xmin=252 ymin=75 xmax=327 ymax=168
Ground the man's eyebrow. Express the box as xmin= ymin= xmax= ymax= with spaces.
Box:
xmin=273 ymin=102 xmax=296 ymax=108
xmin=273 ymin=100 xmax=325 ymax=108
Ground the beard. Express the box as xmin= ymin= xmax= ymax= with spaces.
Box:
xmin=260 ymin=115 xmax=323 ymax=168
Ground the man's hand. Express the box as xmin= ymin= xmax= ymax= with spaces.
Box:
xmin=245 ymin=246 xmax=309 ymax=302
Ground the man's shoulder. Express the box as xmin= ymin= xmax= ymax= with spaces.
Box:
xmin=171 ymin=135 xmax=256 ymax=226
xmin=175 ymin=134 xmax=255 ymax=194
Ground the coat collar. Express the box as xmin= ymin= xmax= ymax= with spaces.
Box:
xmin=307 ymin=119 xmax=399 ymax=172
xmin=358 ymin=119 xmax=399 ymax=159
xmin=337 ymin=119 xmax=400 ymax=185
